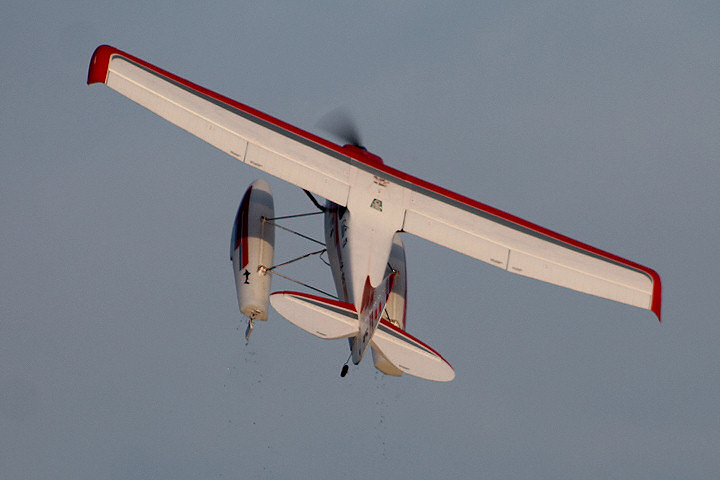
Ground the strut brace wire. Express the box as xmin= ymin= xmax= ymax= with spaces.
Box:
xmin=261 ymin=215 xmax=336 ymax=298
xmin=262 ymin=217 xmax=325 ymax=246
xmin=264 ymin=211 xmax=323 ymax=221
xmin=265 ymin=269 xmax=338 ymax=299
xmin=266 ymin=248 xmax=326 ymax=272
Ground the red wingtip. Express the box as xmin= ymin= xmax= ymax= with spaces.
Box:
xmin=653 ymin=305 xmax=662 ymax=323
xmin=648 ymin=268 xmax=663 ymax=322
xmin=87 ymin=44 xmax=118 ymax=85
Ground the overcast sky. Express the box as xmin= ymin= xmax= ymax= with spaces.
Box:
xmin=2 ymin=1 xmax=719 ymax=479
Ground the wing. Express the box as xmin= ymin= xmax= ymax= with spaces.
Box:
xmin=88 ymin=45 xmax=661 ymax=321
xmin=88 ymin=45 xmax=353 ymax=206
xmin=394 ymin=170 xmax=662 ymax=320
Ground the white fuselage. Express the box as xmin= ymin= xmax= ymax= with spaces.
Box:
xmin=324 ymin=189 xmax=405 ymax=364
xmin=322 ymin=165 xmax=406 ymax=306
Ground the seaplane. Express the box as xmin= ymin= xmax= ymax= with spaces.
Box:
xmin=87 ymin=45 xmax=662 ymax=382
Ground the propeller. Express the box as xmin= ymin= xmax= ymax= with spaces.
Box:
xmin=316 ymin=107 xmax=363 ymax=147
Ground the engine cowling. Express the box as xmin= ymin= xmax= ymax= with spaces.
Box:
xmin=231 ymin=179 xmax=275 ymax=321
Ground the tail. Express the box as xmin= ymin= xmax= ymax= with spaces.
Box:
xmin=371 ymin=319 xmax=454 ymax=382
xmin=269 ymin=290 xmax=454 ymax=382
xmin=269 ymin=291 xmax=358 ymax=339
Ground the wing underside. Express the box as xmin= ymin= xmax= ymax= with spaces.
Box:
xmin=88 ymin=45 xmax=352 ymax=206
xmin=400 ymin=189 xmax=660 ymax=317
xmin=88 ymin=45 xmax=661 ymax=320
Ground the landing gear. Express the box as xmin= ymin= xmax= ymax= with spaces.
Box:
xmin=340 ymin=353 xmax=351 ymax=377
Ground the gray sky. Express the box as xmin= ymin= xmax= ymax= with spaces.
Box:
xmin=2 ymin=1 xmax=719 ymax=478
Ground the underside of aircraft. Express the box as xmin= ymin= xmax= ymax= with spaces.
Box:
xmin=88 ymin=45 xmax=661 ymax=381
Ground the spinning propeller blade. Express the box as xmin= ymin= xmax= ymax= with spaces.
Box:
xmin=316 ymin=107 xmax=363 ymax=147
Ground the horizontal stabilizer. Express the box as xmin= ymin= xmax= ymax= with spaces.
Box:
xmin=269 ymin=291 xmax=358 ymax=339
xmin=371 ymin=320 xmax=455 ymax=382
